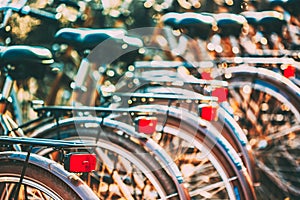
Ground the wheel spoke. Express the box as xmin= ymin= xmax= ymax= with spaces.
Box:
xmin=189 ymin=176 xmax=237 ymax=198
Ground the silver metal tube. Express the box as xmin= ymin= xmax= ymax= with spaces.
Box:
xmin=2 ymin=76 xmax=14 ymax=100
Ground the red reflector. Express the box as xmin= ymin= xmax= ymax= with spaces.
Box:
xmin=65 ymin=153 xmax=96 ymax=173
xmin=284 ymin=65 xmax=295 ymax=78
xmin=135 ymin=116 xmax=157 ymax=134
xmin=201 ymin=71 xmax=213 ymax=80
xmin=198 ymin=104 xmax=218 ymax=121
xmin=212 ymin=87 xmax=228 ymax=102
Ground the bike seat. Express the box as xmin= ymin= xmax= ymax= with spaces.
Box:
xmin=177 ymin=12 xmax=215 ymax=40
xmin=213 ymin=13 xmax=247 ymax=37
xmin=54 ymin=28 xmax=127 ymax=51
xmin=259 ymin=11 xmax=286 ymax=35
xmin=162 ymin=12 xmax=181 ymax=29
xmin=1 ymin=45 xmax=53 ymax=79
xmin=241 ymin=11 xmax=261 ymax=26
xmin=1 ymin=45 xmax=53 ymax=65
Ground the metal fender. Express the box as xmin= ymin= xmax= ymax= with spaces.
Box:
xmin=217 ymin=65 xmax=300 ymax=97
xmin=0 ymin=151 xmax=99 ymax=199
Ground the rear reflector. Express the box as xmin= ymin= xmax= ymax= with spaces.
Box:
xmin=135 ymin=116 xmax=157 ymax=134
xmin=201 ymin=71 xmax=213 ymax=80
xmin=212 ymin=87 xmax=228 ymax=102
xmin=283 ymin=65 xmax=295 ymax=78
xmin=198 ymin=104 xmax=218 ymax=121
xmin=65 ymin=153 xmax=96 ymax=173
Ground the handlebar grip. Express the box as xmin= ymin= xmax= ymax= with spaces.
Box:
xmin=21 ymin=6 xmax=60 ymax=21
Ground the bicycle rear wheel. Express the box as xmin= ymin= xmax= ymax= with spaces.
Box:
xmin=31 ymin=120 xmax=181 ymax=200
xmin=149 ymin=113 xmax=256 ymax=200
xmin=218 ymin=67 xmax=300 ymax=198
xmin=107 ymin=105 xmax=255 ymax=199
xmin=219 ymin=67 xmax=300 ymax=143
xmin=0 ymin=152 xmax=98 ymax=200
xmin=255 ymin=125 xmax=300 ymax=198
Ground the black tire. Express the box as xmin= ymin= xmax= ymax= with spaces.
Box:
xmin=0 ymin=152 xmax=98 ymax=199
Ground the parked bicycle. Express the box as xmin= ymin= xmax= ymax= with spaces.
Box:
xmin=2 ymin=0 xmax=297 ymax=198
xmin=0 ymin=44 xmax=192 ymax=199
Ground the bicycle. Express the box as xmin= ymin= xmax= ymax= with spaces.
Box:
xmin=0 ymin=44 xmax=192 ymax=199
xmin=151 ymin=10 xmax=300 ymax=198
xmin=44 ymin=10 xmax=298 ymax=198
xmin=0 ymin=3 xmax=258 ymax=197
xmin=0 ymin=26 xmax=257 ymax=199
xmin=0 ymin=45 xmax=99 ymax=199
xmin=55 ymin=28 xmax=256 ymax=199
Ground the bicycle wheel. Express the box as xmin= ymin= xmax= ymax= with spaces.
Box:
xmin=121 ymin=93 xmax=256 ymax=182
xmin=254 ymin=125 xmax=300 ymax=198
xmin=111 ymin=105 xmax=255 ymax=199
xmin=217 ymin=66 xmax=300 ymax=197
xmin=218 ymin=66 xmax=300 ymax=146
xmin=0 ymin=151 xmax=98 ymax=200
xmin=149 ymin=113 xmax=255 ymax=200
xmin=30 ymin=120 xmax=181 ymax=200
